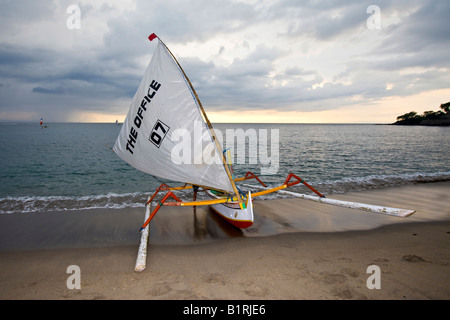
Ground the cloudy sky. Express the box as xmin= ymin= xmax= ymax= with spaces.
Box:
xmin=0 ymin=0 xmax=449 ymax=123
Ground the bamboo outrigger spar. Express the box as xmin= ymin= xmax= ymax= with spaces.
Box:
xmin=113 ymin=34 xmax=415 ymax=256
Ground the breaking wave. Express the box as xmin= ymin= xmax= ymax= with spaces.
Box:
xmin=1 ymin=171 xmax=449 ymax=214
xmin=242 ymin=171 xmax=450 ymax=200
xmin=0 ymin=192 xmax=148 ymax=214
xmin=316 ymin=171 xmax=450 ymax=195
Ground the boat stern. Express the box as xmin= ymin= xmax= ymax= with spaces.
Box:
xmin=210 ymin=191 xmax=254 ymax=229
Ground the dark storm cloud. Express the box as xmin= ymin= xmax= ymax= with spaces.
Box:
xmin=32 ymin=86 xmax=64 ymax=94
xmin=276 ymin=0 xmax=370 ymax=40
xmin=376 ymin=1 xmax=450 ymax=54
xmin=0 ymin=0 xmax=449 ymax=121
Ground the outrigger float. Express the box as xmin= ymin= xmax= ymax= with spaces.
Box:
xmin=113 ymin=34 xmax=415 ymax=271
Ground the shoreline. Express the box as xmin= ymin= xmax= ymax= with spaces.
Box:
xmin=0 ymin=181 xmax=449 ymax=300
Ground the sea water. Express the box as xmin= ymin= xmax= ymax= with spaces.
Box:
xmin=0 ymin=122 xmax=448 ymax=213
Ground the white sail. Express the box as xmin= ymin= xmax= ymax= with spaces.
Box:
xmin=113 ymin=39 xmax=234 ymax=192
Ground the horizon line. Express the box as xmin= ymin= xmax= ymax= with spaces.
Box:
xmin=0 ymin=120 xmax=391 ymax=125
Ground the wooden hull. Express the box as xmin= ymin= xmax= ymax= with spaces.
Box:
xmin=207 ymin=190 xmax=254 ymax=229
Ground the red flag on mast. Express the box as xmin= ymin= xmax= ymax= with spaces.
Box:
xmin=148 ymin=33 xmax=157 ymax=41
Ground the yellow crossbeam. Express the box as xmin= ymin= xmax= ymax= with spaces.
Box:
xmin=250 ymin=184 xmax=288 ymax=198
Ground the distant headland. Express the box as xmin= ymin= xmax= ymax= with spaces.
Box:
xmin=393 ymin=102 xmax=450 ymax=126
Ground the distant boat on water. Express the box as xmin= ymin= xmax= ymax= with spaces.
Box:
xmin=40 ymin=117 xmax=47 ymax=128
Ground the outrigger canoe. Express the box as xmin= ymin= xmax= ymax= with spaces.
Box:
xmin=113 ymin=33 xmax=415 ymax=234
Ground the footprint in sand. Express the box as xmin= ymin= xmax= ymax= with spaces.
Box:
xmin=402 ymin=254 xmax=428 ymax=263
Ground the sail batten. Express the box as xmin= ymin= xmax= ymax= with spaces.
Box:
xmin=113 ymin=38 xmax=234 ymax=192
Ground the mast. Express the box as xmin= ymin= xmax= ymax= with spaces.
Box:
xmin=149 ymin=33 xmax=245 ymax=208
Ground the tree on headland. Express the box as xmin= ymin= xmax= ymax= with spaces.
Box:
xmin=440 ymin=102 xmax=450 ymax=114
xmin=396 ymin=111 xmax=419 ymax=122
xmin=394 ymin=102 xmax=450 ymax=126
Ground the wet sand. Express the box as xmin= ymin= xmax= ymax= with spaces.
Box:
xmin=0 ymin=181 xmax=449 ymax=300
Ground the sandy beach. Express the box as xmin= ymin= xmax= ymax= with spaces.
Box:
xmin=0 ymin=181 xmax=449 ymax=301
